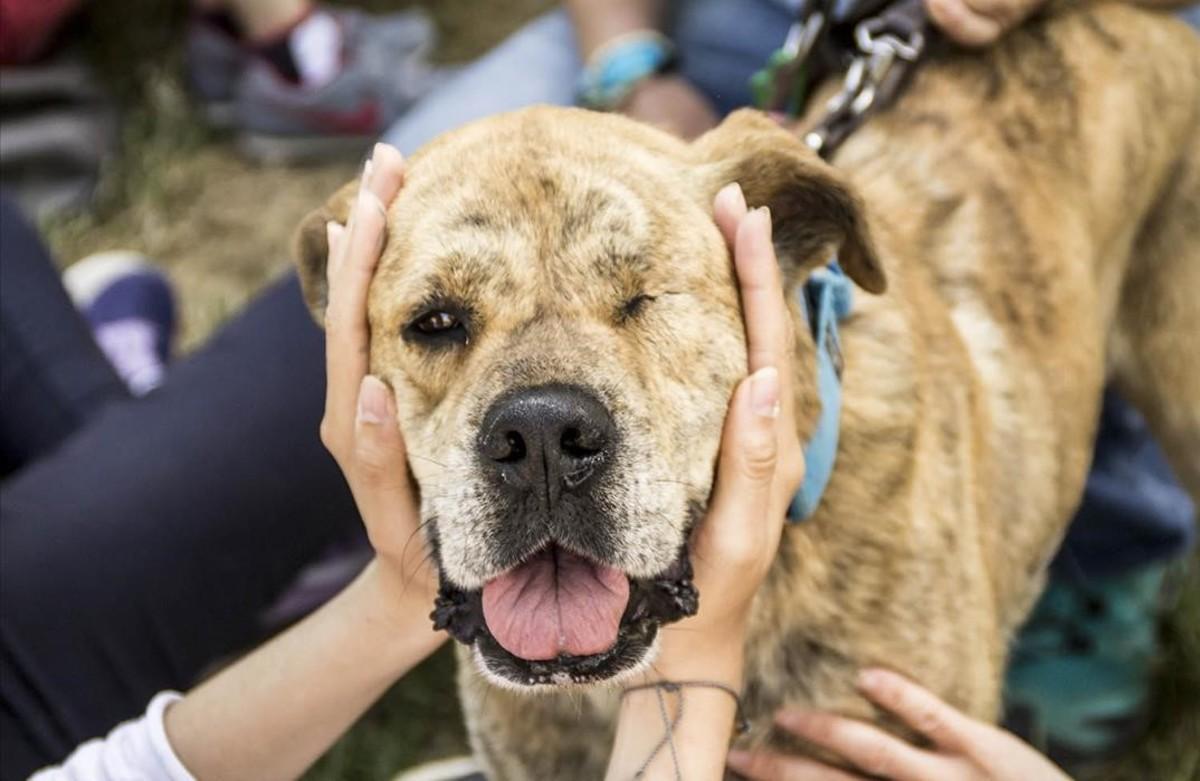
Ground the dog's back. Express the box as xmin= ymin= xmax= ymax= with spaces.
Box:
xmin=834 ymin=0 xmax=1200 ymax=630
xmin=736 ymin=0 xmax=1200 ymax=749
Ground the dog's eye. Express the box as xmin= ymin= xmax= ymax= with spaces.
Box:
xmin=405 ymin=308 xmax=469 ymax=346
xmin=417 ymin=311 xmax=459 ymax=333
xmin=619 ymin=293 xmax=656 ymax=322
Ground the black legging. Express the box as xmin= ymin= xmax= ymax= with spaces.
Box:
xmin=0 ymin=195 xmax=361 ymax=779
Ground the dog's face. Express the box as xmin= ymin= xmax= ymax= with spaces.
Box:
xmin=296 ymin=107 xmax=882 ymax=690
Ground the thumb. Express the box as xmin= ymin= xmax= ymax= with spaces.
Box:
xmin=353 ymin=375 xmax=419 ymax=554
xmin=696 ymin=367 xmax=781 ymax=560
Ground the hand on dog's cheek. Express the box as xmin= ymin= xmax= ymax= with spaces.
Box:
xmin=321 ymin=145 xmax=441 ymax=625
xmin=607 ymin=195 xmax=804 ymax=781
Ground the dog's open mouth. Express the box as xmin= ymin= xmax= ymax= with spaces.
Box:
xmin=432 ymin=543 xmax=699 ymax=687
xmin=481 ymin=545 xmax=630 ymax=660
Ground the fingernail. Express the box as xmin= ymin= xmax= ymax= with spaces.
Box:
xmin=359 ymin=157 xmax=374 ymax=194
xmin=750 ymin=367 xmax=780 ymax=418
xmin=756 ymin=205 xmax=772 ymax=235
xmin=716 ymin=182 xmax=742 ymax=211
xmin=357 ymin=375 xmax=389 ymax=425
xmin=725 ymin=749 xmax=751 ymax=769
xmin=732 ymin=182 xmax=746 ymax=211
xmin=325 ymin=220 xmax=342 ymax=251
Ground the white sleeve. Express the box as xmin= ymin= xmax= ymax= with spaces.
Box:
xmin=29 ymin=692 xmax=197 ymax=781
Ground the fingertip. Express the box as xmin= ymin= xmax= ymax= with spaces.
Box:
xmin=720 ymin=748 xmax=748 ymax=767
xmin=715 ymin=182 xmax=737 ymax=212
xmin=732 ymin=182 xmax=746 ymax=212
xmin=715 ymin=182 xmax=748 ymax=216
xmin=925 ymin=0 xmax=1002 ymax=46
xmin=372 ymin=142 xmax=405 ymax=175
xmin=738 ymin=206 xmax=774 ymax=254
xmin=857 ymin=667 xmax=888 ymax=692
xmin=773 ymin=706 xmax=809 ymax=732
xmin=326 ymin=220 xmax=345 ymax=249
xmin=725 ymin=748 xmax=753 ymax=772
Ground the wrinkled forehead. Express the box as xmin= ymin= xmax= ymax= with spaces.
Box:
xmin=375 ymin=130 xmax=712 ymax=299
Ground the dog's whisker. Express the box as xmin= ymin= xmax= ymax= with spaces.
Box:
xmin=407 ymin=452 xmax=452 ymax=469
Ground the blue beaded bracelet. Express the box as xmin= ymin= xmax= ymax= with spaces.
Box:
xmin=578 ymin=31 xmax=677 ymax=110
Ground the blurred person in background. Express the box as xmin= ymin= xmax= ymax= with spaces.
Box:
xmin=185 ymin=0 xmax=450 ymax=162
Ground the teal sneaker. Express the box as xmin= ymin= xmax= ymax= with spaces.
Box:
xmin=1003 ymin=565 xmax=1168 ymax=772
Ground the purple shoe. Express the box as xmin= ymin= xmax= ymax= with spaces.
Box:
xmin=63 ymin=251 xmax=176 ymax=396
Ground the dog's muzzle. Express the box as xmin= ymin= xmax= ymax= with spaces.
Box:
xmin=432 ymin=545 xmax=698 ymax=687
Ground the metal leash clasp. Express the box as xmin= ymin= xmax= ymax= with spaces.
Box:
xmin=804 ymin=17 xmax=925 ymax=154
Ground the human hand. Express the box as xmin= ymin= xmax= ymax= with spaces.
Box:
xmin=320 ymin=143 xmax=438 ymax=620
xmin=620 ymin=74 xmax=720 ymax=140
xmin=925 ymin=0 xmax=1048 ymax=46
xmin=604 ymin=185 xmax=804 ymax=780
xmin=651 ymin=183 xmax=805 ymax=678
xmin=727 ymin=668 xmax=1072 ymax=780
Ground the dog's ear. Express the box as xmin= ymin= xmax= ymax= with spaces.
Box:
xmin=694 ymin=109 xmax=886 ymax=294
xmin=292 ymin=179 xmax=360 ymax=325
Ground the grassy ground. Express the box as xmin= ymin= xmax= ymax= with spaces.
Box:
xmin=38 ymin=2 xmax=1198 ymax=778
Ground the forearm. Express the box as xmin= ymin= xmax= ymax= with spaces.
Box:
xmin=565 ymin=0 xmax=665 ymax=60
xmin=605 ymin=636 xmax=744 ymax=780
xmin=166 ymin=562 xmax=445 ymax=781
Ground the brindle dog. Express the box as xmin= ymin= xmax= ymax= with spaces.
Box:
xmin=294 ymin=3 xmax=1200 ymax=777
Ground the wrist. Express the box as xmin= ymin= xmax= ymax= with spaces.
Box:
xmin=354 ymin=561 xmax=446 ymax=669
xmin=646 ymin=628 xmax=745 ymax=688
xmin=578 ymin=29 xmax=677 ymax=110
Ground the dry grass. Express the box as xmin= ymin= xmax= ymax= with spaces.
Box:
xmin=38 ymin=2 xmax=1198 ymax=778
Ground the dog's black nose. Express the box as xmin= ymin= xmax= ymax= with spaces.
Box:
xmin=478 ymin=384 xmax=615 ymax=502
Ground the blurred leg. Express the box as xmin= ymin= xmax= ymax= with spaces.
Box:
xmin=1053 ymin=391 xmax=1195 ymax=579
xmin=380 ymin=0 xmax=794 ymax=157
xmin=0 ymin=275 xmax=361 ymax=777
xmin=380 ymin=10 xmax=580 ymax=155
xmin=668 ymin=0 xmax=792 ymax=115
xmin=0 ymin=194 xmax=128 ymax=476
xmin=219 ymin=0 xmax=309 ymax=38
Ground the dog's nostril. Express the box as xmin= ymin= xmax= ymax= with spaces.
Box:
xmin=502 ymin=432 xmax=527 ymax=463
xmin=482 ymin=429 xmax=527 ymax=463
xmin=560 ymin=426 xmax=602 ymax=459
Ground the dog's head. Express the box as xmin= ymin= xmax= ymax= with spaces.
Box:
xmin=295 ymin=107 xmax=882 ymax=690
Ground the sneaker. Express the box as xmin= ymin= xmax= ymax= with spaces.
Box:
xmin=1003 ymin=564 xmax=1168 ymax=773
xmin=186 ymin=6 xmax=447 ymax=162
xmin=63 ymin=251 xmax=176 ymax=396
xmin=185 ymin=11 xmax=244 ymax=128
xmin=393 ymin=756 xmax=485 ymax=781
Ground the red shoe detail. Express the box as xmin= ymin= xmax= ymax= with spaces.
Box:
xmin=299 ymin=99 xmax=380 ymax=134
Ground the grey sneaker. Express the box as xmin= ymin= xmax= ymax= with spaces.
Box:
xmin=185 ymin=6 xmax=447 ymax=163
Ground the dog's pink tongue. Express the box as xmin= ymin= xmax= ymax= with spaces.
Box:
xmin=481 ymin=547 xmax=629 ymax=661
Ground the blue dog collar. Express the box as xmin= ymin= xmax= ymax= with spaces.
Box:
xmin=788 ymin=259 xmax=853 ymax=521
